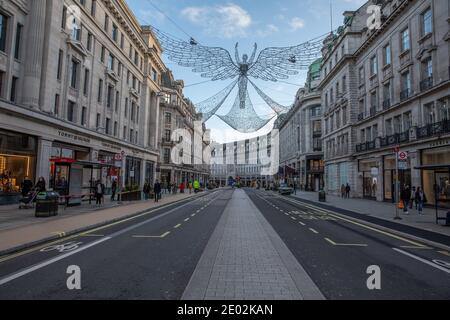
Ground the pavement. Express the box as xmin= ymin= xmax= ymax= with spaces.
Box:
xmin=0 ymin=187 xmax=449 ymax=300
xmin=0 ymin=192 xmax=201 ymax=255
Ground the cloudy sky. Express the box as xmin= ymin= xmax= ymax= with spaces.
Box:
xmin=126 ymin=0 xmax=366 ymax=142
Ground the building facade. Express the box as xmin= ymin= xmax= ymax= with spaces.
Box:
xmin=278 ymin=59 xmax=324 ymax=191
xmin=0 ymin=0 xmax=167 ymax=204
xmin=321 ymin=0 xmax=450 ymax=207
xmin=158 ymin=70 xmax=210 ymax=187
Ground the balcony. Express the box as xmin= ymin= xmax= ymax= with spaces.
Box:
xmin=400 ymin=88 xmax=411 ymax=102
xmin=370 ymin=106 xmax=378 ymax=117
xmin=358 ymin=113 xmax=365 ymax=121
xmin=356 ymin=140 xmax=377 ymax=153
xmin=420 ymin=77 xmax=433 ymax=92
xmin=416 ymin=120 xmax=450 ymax=139
xmin=382 ymin=99 xmax=391 ymax=110
xmin=380 ymin=131 xmax=410 ymax=147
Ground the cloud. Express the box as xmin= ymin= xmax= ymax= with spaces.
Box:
xmin=181 ymin=3 xmax=252 ymax=38
xmin=289 ymin=17 xmax=305 ymax=31
xmin=256 ymin=24 xmax=279 ymax=37
xmin=138 ymin=9 xmax=165 ymax=24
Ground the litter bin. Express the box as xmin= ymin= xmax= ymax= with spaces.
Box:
xmin=318 ymin=190 xmax=326 ymax=202
xmin=35 ymin=192 xmax=59 ymax=217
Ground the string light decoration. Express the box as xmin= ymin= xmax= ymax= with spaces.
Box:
xmin=151 ymin=26 xmax=326 ymax=132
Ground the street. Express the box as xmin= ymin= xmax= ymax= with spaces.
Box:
xmin=0 ymin=188 xmax=449 ymax=300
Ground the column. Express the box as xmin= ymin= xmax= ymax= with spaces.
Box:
xmin=23 ymin=0 xmax=47 ymax=108
xmin=35 ymin=138 xmax=53 ymax=186
xmin=140 ymin=160 xmax=146 ymax=191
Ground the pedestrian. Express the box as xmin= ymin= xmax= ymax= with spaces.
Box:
xmin=154 ymin=180 xmax=162 ymax=203
xmin=341 ymin=184 xmax=346 ymax=198
xmin=188 ymin=182 xmax=193 ymax=194
xmin=345 ymin=183 xmax=351 ymax=198
xmin=36 ymin=176 xmax=46 ymax=193
xmin=180 ymin=182 xmax=185 ymax=194
xmin=415 ymin=186 xmax=427 ymax=215
xmin=111 ymin=179 xmax=118 ymax=201
xmin=410 ymin=186 xmax=416 ymax=210
xmin=401 ymin=185 xmax=411 ymax=215
xmin=95 ymin=180 xmax=105 ymax=206
xmin=143 ymin=181 xmax=151 ymax=200
xmin=21 ymin=176 xmax=33 ymax=197
xmin=293 ymin=182 xmax=297 ymax=195
xmin=194 ymin=180 xmax=200 ymax=193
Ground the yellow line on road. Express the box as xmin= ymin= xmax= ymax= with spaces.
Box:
xmin=400 ymin=246 xmax=433 ymax=250
xmin=133 ymin=231 xmax=171 ymax=239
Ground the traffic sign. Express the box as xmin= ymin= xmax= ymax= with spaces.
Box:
xmin=398 ymin=151 xmax=408 ymax=160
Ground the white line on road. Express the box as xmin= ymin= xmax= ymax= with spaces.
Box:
xmin=299 ymin=222 xmax=306 ymax=226
xmin=393 ymin=248 xmax=450 ymax=274
xmin=309 ymin=228 xmax=319 ymax=234
xmin=0 ymin=237 xmax=111 ymax=286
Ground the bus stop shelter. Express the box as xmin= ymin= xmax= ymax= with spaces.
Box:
xmin=414 ymin=164 xmax=450 ymax=226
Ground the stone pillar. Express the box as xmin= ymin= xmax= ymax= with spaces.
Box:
xmin=35 ymin=138 xmax=53 ymax=186
xmin=23 ymin=0 xmax=47 ymax=109
xmin=140 ymin=160 xmax=146 ymax=190
xmin=410 ymin=151 xmax=421 ymax=189
xmin=148 ymin=92 xmax=160 ymax=149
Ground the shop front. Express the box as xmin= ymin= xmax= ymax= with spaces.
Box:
xmin=125 ymin=156 xmax=142 ymax=191
xmin=383 ymin=155 xmax=411 ymax=202
xmin=420 ymin=145 xmax=450 ymax=209
xmin=305 ymin=157 xmax=324 ymax=191
xmin=0 ymin=129 xmax=37 ymax=205
xmin=359 ymin=160 xmax=380 ymax=200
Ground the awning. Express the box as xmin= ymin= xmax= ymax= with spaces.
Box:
xmin=414 ymin=164 xmax=450 ymax=171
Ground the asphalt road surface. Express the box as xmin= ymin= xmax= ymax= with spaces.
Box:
xmin=0 ymin=188 xmax=449 ymax=300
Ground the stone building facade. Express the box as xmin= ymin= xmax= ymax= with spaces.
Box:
xmin=321 ymin=0 xmax=450 ymax=206
xmin=278 ymin=59 xmax=324 ymax=191
xmin=0 ymin=0 xmax=168 ymax=203
xmin=158 ymin=70 xmax=210 ymax=187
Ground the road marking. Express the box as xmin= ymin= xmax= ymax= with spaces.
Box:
xmin=393 ymin=248 xmax=450 ymax=274
xmin=191 ymin=214 xmax=196 ymax=217
xmin=0 ymin=237 xmax=111 ymax=286
xmin=309 ymin=228 xmax=319 ymax=234
xmin=400 ymin=245 xmax=433 ymax=250
xmin=133 ymin=232 xmax=170 ymax=239
xmin=174 ymin=224 xmax=182 ymax=229
xmin=291 ymin=217 xmax=297 ymax=221
xmin=184 ymin=218 xmax=190 ymax=222
xmin=279 ymin=196 xmax=427 ymax=248
xmin=299 ymin=222 xmax=306 ymax=226
xmin=80 ymin=234 xmax=105 ymax=238
xmin=325 ymin=238 xmax=368 ymax=247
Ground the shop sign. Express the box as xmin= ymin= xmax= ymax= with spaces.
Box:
xmin=101 ymin=142 xmax=121 ymax=152
xmin=398 ymin=161 xmax=408 ymax=170
xmin=371 ymin=168 xmax=379 ymax=176
xmin=57 ymin=131 xmax=90 ymax=144
xmin=398 ymin=151 xmax=408 ymax=161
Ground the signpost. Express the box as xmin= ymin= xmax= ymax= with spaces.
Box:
xmin=394 ymin=149 xmax=408 ymax=220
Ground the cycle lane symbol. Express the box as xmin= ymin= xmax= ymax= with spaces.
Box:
xmin=40 ymin=241 xmax=84 ymax=253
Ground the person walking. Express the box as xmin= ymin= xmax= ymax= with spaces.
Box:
xmin=341 ymin=184 xmax=346 ymax=198
xmin=180 ymin=182 xmax=185 ymax=194
xmin=415 ymin=187 xmax=427 ymax=215
xmin=143 ymin=181 xmax=151 ymax=200
xmin=188 ymin=182 xmax=193 ymax=194
xmin=410 ymin=186 xmax=416 ymax=210
xmin=35 ymin=177 xmax=46 ymax=193
xmin=95 ymin=180 xmax=105 ymax=206
xmin=194 ymin=180 xmax=200 ymax=193
xmin=111 ymin=179 xmax=118 ymax=201
xmin=154 ymin=180 xmax=162 ymax=203
xmin=345 ymin=183 xmax=351 ymax=198
xmin=401 ymin=185 xmax=411 ymax=215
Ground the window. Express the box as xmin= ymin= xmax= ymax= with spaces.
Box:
xmin=422 ymin=8 xmax=432 ymax=35
xmin=359 ymin=67 xmax=365 ymax=84
xmin=124 ymin=98 xmax=128 ymax=117
xmin=383 ymin=81 xmax=391 ymax=105
xmin=96 ymin=113 xmax=101 ymax=128
xmin=370 ymin=56 xmax=377 ymax=76
xmin=403 ymin=112 xmax=412 ymax=131
xmin=61 ymin=7 xmax=67 ymax=29
xmin=91 ymin=0 xmax=96 ymax=17
xmin=57 ymin=50 xmax=63 ymax=80
xmin=107 ymin=85 xmax=113 ymax=108
xmin=151 ymin=68 xmax=158 ymax=82
xmin=342 ymin=106 xmax=347 ymax=125
xmin=67 ymin=101 xmax=76 ymax=122
xmin=164 ymin=129 xmax=171 ymax=142
xmin=14 ymin=23 xmax=23 ymax=60
xmin=115 ymin=91 xmax=119 ymax=112
xmin=114 ymin=121 xmax=118 ymax=137
xmin=134 ymin=50 xmax=139 ymax=65
xmin=70 ymin=18 xmax=81 ymax=41
xmin=401 ymin=28 xmax=410 ymax=52
xmin=123 ymin=126 xmax=127 ymax=139
xmin=383 ymin=44 xmax=391 ymax=66
xmin=165 ymin=112 xmax=172 ymax=124
xmin=373 ymin=125 xmax=378 ymax=139
xmin=70 ymin=59 xmax=79 ymax=88
xmin=424 ymin=103 xmax=436 ymax=125
xmin=401 ymin=71 xmax=411 ymax=93
xmin=87 ymin=32 xmax=93 ymax=51
xmin=393 ymin=116 xmax=402 ymax=134
xmin=120 ymin=33 xmax=125 ymax=49
xmin=370 ymin=91 xmax=377 ymax=108
xmin=164 ymin=148 xmax=171 ymax=164
xmin=104 ymin=14 xmax=109 ymax=32
xmin=101 ymin=46 xmax=105 ymax=63
xmin=81 ymin=107 xmax=87 ymax=126
xmin=54 ymin=94 xmax=60 ymax=116
xmin=112 ymin=24 xmax=118 ymax=42
xmin=131 ymin=102 xmax=135 ymax=121
xmin=105 ymin=118 xmax=111 ymax=135
xmin=342 ymin=75 xmax=347 ymax=93
xmin=98 ymin=79 xmax=103 ymax=102
xmin=130 ymin=129 xmax=133 ymax=142
xmin=83 ymin=69 xmax=89 ymax=95
xmin=423 ymin=57 xmax=433 ymax=78
xmin=10 ymin=76 xmax=18 ymax=102
xmin=385 ymin=119 xmax=393 ymax=136
xmin=107 ymin=54 xmax=115 ymax=71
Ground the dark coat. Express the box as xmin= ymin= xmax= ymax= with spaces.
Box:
xmin=154 ymin=182 xmax=162 ymax=194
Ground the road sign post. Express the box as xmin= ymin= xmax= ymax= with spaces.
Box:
xmin=394 ymin=147 xmax=402 ymax=220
